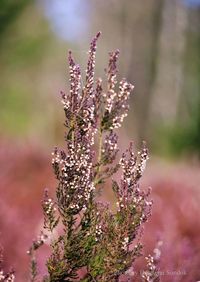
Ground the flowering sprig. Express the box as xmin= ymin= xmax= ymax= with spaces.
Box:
xmin=42 ymin=189 xmax=59 ymax=232
xmin=0 ymin=271 xmax=15 ymax=282
xmin=30 ymin=32 xmax=153 ymax=282
xmin=0 ymin=247 xmax=15 ymax=282
xmin=141 ymin=241 xmax=162 ymax=282
xmin=27 ymin=232 xmax=48 ymax=282
xmin=101 ymin=130 xmax=119 ymax=165
xmin=102 ymin=50 xmax=134 ymax=131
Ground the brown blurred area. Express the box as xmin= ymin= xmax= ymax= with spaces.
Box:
xmin=0 ymin=0 xmax=200 ymax=281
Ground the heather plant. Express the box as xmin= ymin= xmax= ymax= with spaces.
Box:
xmin=28 ymin=32 xmax=158 ymax=282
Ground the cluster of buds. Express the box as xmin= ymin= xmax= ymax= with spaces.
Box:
xmin=28 ymin=232 xmax=48 ymax=255
xmin=141 ymin=255 xmax=160 ymax=282
xmin=0 ymin=271 xmax=15 ymax=282
xmin=42 ymin=189 xmax=59 ymax=232
xmin=116 ymin=142 xmax=150 ymax=205
xmin=85 ymin=31 xmax=101 ymax=99
xmin=95 ymin=224 xmax=103 ymax=241
xmin=0 ymin=248 xmax=15 ymax=282
xmin=102 ymin=50 xmax=134 ymax=130
xmin=141 ymin=241 xmax=162 ymax=282
xmin=121 ymin=236 xmax=129 ymax=251
xmin=101 ymin=130 xmax=118 ymax=164
xmin=119 ymin=142 xmax=149 ymax=190
xmin=55 ymin=140 xmax=95 ymax=216
xmin=105 ymin=50 xmax=119 ymax=113
xmin=27 ymin=232 xmax=49 ymax=281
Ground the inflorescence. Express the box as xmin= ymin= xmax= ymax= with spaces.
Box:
xmin=28 ymin=32 xmax=158 ymax=282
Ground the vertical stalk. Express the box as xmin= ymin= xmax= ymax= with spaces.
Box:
xmin=94 ymin=128 xmax=103 ymax=184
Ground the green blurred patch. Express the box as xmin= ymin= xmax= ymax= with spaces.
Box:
xmin=0 ymin=1 xmax=50 ymax=68
xmin=3 ymin=35 xmax=48 ymax=68
xmin=0 ymin=1 xmax=52 ymax=137
xmin=170 ymin=124 xmax=200 ymax=157
xmin=152 ymin=11 xmax=200 ymax=159
xmin=152 ymin=121 xmax=200 ymax=159
xmin=0 ymin=85 xmax=32 ymax=135
xmin=0 ymin=0 xmax=30 ymax=37
xmin=170 ymin=14 xmax=200 ymax=158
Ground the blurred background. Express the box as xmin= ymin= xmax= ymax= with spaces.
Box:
xmin=0 ymin=0 xmax=200 ymax=281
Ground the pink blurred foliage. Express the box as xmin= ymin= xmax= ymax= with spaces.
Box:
xmin=126 ymin=162 xmax=200 ymax=282
xmin=142 ymin=179 xmax=200 ymax=281
xmin=0 ymin=139 xmax=55 ymax=281
xmin=0 ymin=138 xmax=200 ymax=281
